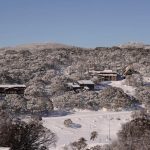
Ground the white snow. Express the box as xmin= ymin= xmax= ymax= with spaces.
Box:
xmin=43 ymin=110 xmax=132 ymax=150
xmin=96 ymin=80 xmax=136 ymax=96
xmin=0 ymin=84 xmax=26 ymax=88
xmin=108 ymin=80 xmax=136 ymax=96
xmin=77 ymin=80 xmax=94 ymax=85
xmin=143 ymin=77 xmax=150 ymax=82
xmin=143 ymin=76 xmax=150 ymax=86
xmin=0 ymin=148 xmax=10 ymax=150
xmin=42 ymin=80 xmax=137 ymax=149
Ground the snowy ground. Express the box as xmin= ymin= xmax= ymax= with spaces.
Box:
xmin=143 ymin=76 xmax=150 ymax=83
xmin=43 ymin=80 xmax=139 ymax=149
xmin=143 ymin=76 xmax=150 ymax=86
xmin=109 ymin=80 xmax=136 ymax=96
xmin=1 ymin=79 xmax=146 ymax=150
xmin=95 ymin=79 xmax=136 ymax=96
xmin=43 ymin=110 xmax=132 ymax=150
xmin=0 ymin=148 xmax=10 ymax=150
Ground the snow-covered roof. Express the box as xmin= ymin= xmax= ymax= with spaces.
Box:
xmin=84 ymin=86 xmax=89 ymax=90
xmin=66 ymin=83 xmax=80 ymax=88
xmin=100 ymin=74 xmax=117 ymax=76
xmin=100 ymin=69 xmax=113 ymax=73
xmin=0 ymin=85 xmax=26 ymax=88
xmin=89 ymin=69 xmax=117 ymax=75
xmin=0 ymin=148 xmax=10 ymax=150
xmin=77 ymin=80 xmax=94 ymax=85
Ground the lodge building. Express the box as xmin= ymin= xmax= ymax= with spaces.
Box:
xmin=88 ymin=69 xmax=118 ymax=81
xmin=65 ymin=80 xmax=95 ymax=91
xmin=0 ymin=85 xmax=26 ymax=95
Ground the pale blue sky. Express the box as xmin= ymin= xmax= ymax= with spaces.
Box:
xmin=0 ymin=0 xmax=150 ymax=48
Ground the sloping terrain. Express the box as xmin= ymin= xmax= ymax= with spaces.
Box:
xmin=43 ymin=110 xmax=132 ymax=150
xmin=0 ymin=43 xmax=149 ymax=113
xmin=0 ymin=43 xmax=149 ymax=149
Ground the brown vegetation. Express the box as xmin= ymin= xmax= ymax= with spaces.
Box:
xmin=0 ymin=110 xmax=57 ymax=150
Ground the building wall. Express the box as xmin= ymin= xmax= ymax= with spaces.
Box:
xmin=0 ymin=88 xmax=25 ymax=94
xmin=79 ymin=84 xmax=94 ymax=90
xmin=98 ymin=75 xmax=117 ymax=81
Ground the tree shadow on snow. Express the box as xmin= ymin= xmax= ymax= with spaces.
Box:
xmin=95 ymin=81 xmax=112 ymax=91
xmin=45 ymin=110 xmax=74 ymax=117
xmin=69 ymin=123 xmax=82 ymax=129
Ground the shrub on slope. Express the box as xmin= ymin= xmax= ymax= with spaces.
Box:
xmin=0 ymin=110 xmax=57 ymax=150
xmin=98 ymin=87 xmax=138 ymax=110
xmin=135 ymin=86 xmax=150 ymax=112
xmin=53 ymin=87 xmax=138 ymax=111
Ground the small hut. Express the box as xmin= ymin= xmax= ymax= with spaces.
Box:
xmin=77 ymin=80 xmax=95 ymax=90
xmin=65 ymin=82 xmax=81 ymax=91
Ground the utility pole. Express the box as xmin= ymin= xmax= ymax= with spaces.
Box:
xmin=108 ymin=114 xmax=111 ymax=150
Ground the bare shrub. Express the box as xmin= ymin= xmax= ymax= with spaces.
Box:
xmin=0 ymin=110 xmax=57 ymax=150
xmin=64 ymin=119 xmax=73 ymax=127
xmin=125 ymin=74 xmax=143 ymax=87
xmin=98 ymin=87 xmax=138 ymax=110
xmin=88 ymin=145 xmax=102 ymax=150
xmin=116 ymin=117 xmax=121 ymax=120
xmin=71 ymin=137 xmax=87 ymax=150
xmin=117 ymin=114 xmax=150 ymax=150
xmin=135 ymin=86 xmax=150 ymax=112
xmin=90 ymin=131 xmax=98 ymax=141
xmin=131 ymin=110 xmax=148 ymax=119
xmin=53 ymin=86 xmax=138 ymax=111
xmin=103 ymin=112 xmax=150 ymax=150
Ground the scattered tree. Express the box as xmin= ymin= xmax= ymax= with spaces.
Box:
xmin=90 ymin=131 xmax=98 ymax=141
xmin=64 ymin=119 xmax=73 ymax=127
xmin=71 ymin=137 xmax=87 ymax=150
xmin=0 ymin=110 xmax=57 ymax=150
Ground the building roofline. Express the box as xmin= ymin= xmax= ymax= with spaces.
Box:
xmin=0 ymin=85 xmax=26 ymax=88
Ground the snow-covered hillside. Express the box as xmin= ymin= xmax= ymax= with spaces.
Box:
xmin=96 ymin=80 xmax=136 ymax=96
xmin=109 ymin=80 xmax=136 ymax=96
xmin=43 ymin=110 xmax=132 ymax=149
xmin=42 ymin=80 xmax=140 ymax=149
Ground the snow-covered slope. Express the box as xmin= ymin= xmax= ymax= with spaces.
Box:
xmin=96 ymin=80 xmax=136 ymax=96
xmin=109 ymin=80 xmax=136 ymax=96
xmin=43 ymin=110 xmax=131 ymax=149
xmin=42 ymin=80 xmax=137 ymax=149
